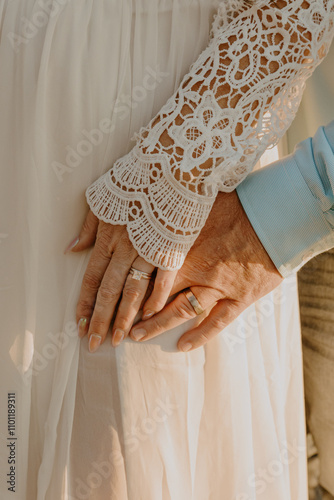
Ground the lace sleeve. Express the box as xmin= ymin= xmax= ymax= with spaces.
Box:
xmin=86 ymin=0 xmax=334 ymax=270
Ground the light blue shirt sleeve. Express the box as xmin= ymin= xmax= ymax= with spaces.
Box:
xmin=236 ymin=121 xmax=334 ymax=278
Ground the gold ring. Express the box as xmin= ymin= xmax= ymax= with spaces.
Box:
xmin=129 ymin=267 xmax=153 ymax=281
xmin=183 ymin=288 xmax=204 ymax=315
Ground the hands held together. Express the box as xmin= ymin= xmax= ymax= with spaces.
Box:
xmin=66 ymin=191 xmax=282 ymax=353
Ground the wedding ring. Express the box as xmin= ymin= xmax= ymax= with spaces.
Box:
xmin=129 ymin=267 xmax=153 ymax=281
xmin=183 ymin=288 xmax=204 ymax=315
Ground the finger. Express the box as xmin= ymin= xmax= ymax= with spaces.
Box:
xmin=87 ymin=246 xmax=137 ymax=352
xmin=65 ymin=210 xmax=99 ymax=254
xmin=130 ymin=286 xmax=219 ymax=342
xmin=76 ymin=235 xmax=113 ymax=332
xmin=142 ymin=269 xmax=178 ymax=320
xmin=168 ymin=269 xmax=192 ymax=296
xmin=176 ymin=299 xmax=246 ymax=352
xmin=111 ymin=257 xmax=155 ymax=347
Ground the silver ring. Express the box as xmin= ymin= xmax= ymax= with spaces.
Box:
xmin=183 ymin=288 xmax=204 ymax=315
xmin=129 ymin=267 xmax=153 ymax=281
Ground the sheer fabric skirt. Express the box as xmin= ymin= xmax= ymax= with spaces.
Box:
xmin=0 ymin=1 xmax=307 ymax=498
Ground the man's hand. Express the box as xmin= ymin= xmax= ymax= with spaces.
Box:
xmin=130 ymin=190 xmax=283 ymax=352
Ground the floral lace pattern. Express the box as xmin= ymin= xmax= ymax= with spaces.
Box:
xmin=87 ymin=0 xmax=334 ymax=270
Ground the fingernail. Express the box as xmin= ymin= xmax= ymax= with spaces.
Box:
xmin=88 ymin=333 xmax=102 ymax=353
xmin=131 ymin=328 xmax=146 ymax=341
xmin=78 ymin=318 xmax=88 ymax=338
xmin=64 ymin=236 xmax=79 ymax=254
xmin=142 ymin=310 xmax=154 ymax=320
xmin=180 ymin=342 xmax=192 ymax=352
xmin=112 ymin=329 xmax=124 ymax=347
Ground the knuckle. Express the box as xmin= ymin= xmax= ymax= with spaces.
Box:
xmin=114 ymin=317 xmax=129 ymax=331
xmin=119 ymin=232 xmax=132 ymax=249
xmin=82 ymin=271 xmax=101 ymax=292
xmin=148 ymin=298 xmax=164 ymax=311
xmin=154 ymin=279 xmax=169 ymax=293
xmin=173 ymin=300 xmax=194 ymax=320
xmin=211 ymin=318 xmax=224 ymax=330
xmin=76 ymin=301 xmax=94 ymax=318
xmin=187 ymin=255 xmax=211 ymax=273
xmin=122 ymin=244 xmax=137 ymax=261
xmin=122 ymin=250 xmax=136 ymax=264
xmin=95 ymin=242 xmax=112 ymax=260
xmin=240 ymin=290 xmax=255 ymax=306
xmin=114 ymin=232 xmax=134 ymax=256
xmin=97 ymin=248 xmax=112 ymax=262
xmin=89 ymin=317 xmax=108 ymax=332
xmin=98 ymin=286 xmax=118 ymax=304
xmin=210 ymin=317 xmax=225 ymax=331
xmin=197 ymin=331 xmax=211 ymax=344
xmin=98 ymin=221 xmax=113 ymax=236
xmin=226 ymin=300 xmax=241 ymax=316
xmin=149 ymin=316 xmax=165 ymax=332
xmin=123 ymin=286 xmax=141 ymax=302
xmin=96 ymin=232 xmax=113 ymax=256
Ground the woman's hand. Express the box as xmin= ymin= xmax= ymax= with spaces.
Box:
xmin=65 ymin=210 xmax=177 ymax=352
xmin=128 ymin=191 xmax=283 ymax=352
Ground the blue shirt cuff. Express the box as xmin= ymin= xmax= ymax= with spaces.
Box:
xmin=236 ymin=127 xmax=334 ymax=277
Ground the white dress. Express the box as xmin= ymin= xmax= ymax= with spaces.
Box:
xmin=0 ymin=1 xmax=332 ymax=499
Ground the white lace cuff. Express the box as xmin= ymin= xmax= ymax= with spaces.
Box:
xmin=85 ymin=147 xmax=214 ymax=268
xmin=87 ymin=0 xmax=334 ymax=270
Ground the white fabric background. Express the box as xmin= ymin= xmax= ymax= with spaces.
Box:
xmin=0 ymin=1 xmax=306 ymax=499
